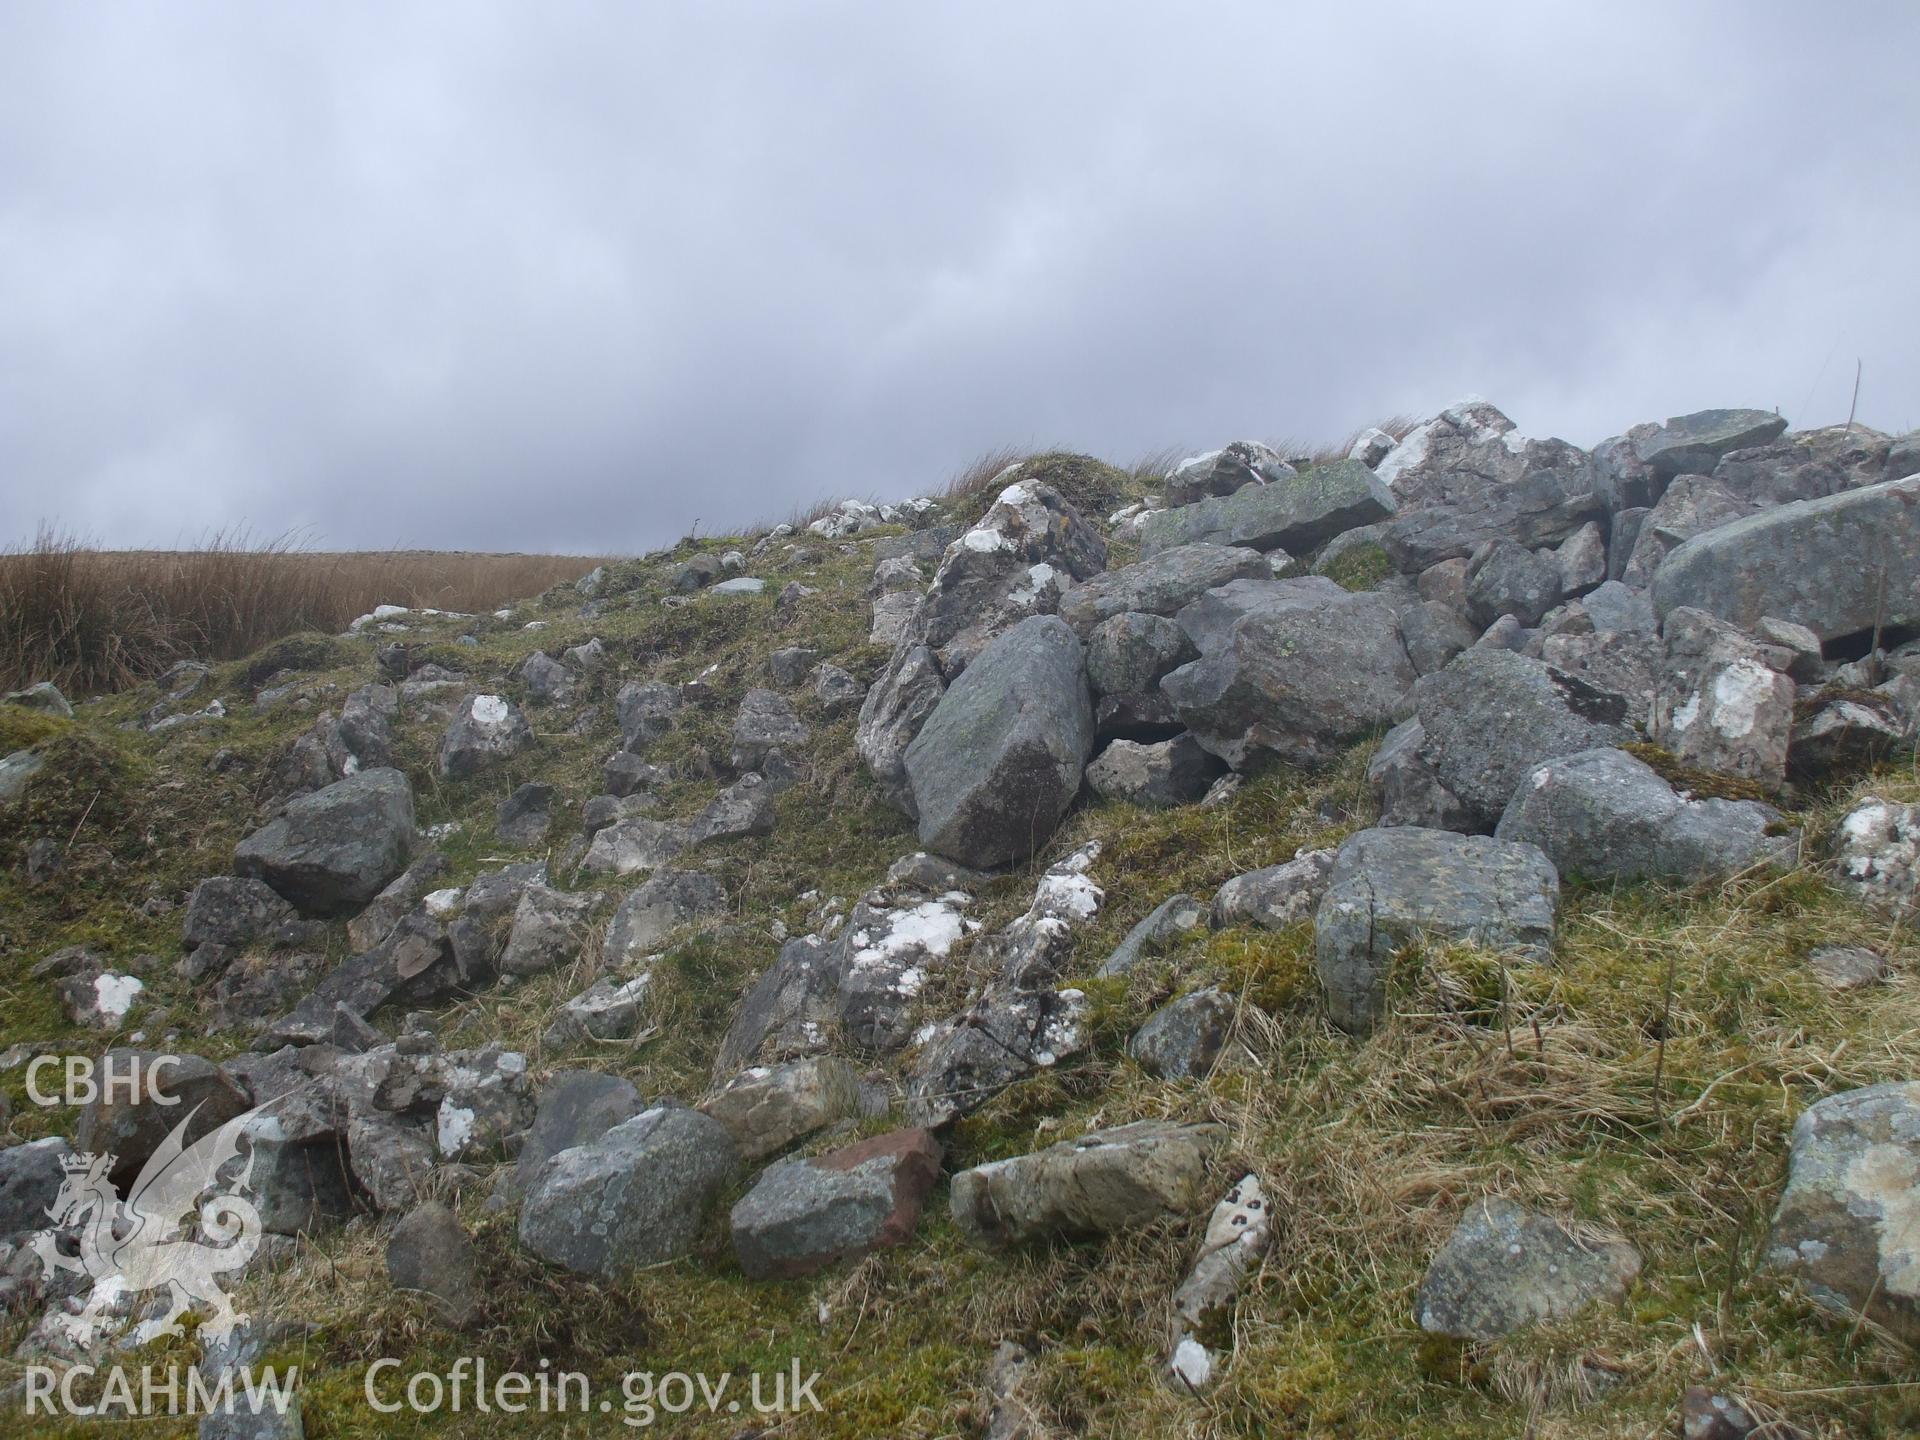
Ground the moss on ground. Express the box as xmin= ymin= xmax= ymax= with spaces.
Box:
xmin=1319 ymin=540 xmax=1393 ymax=592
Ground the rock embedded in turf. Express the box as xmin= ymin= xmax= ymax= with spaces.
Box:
xmin=1416 ymin=1196 xmax=1641 ymax=1340
xmin=730 ymin=1127 xmax=943 ymax=1279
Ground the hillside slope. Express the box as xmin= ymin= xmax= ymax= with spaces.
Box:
xmin=4 ymin=412 xmax=1920 ymax=1438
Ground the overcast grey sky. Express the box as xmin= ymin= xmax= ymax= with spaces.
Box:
xmin=2 ymin=2 xmax=1915 ymax=554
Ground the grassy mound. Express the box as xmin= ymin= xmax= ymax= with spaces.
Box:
xmin=3 ymin=508 xmax=1918 ymax=1439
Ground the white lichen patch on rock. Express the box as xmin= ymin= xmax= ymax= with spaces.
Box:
xmin=1835 ymin=797 xmax=1920 ymax=921
xmin=1770 ymin=1082 xmax=1920 ymax=1342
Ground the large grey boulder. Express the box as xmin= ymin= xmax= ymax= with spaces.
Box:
xmin=1416 ymin=1196 xmax=1641 ymax=1340
xmin=0 ymin=1137 xmax=72 ymax=1237
xmin=1372 ymin=397 xmax=1542 ymax=509
xmin=1495 ymin=748 xmax=1794 ymax=882
xmin=1652 ymin=474 xmax=1920 ymax=643
xmin=1767 ymin=1082 xmax=1920 ymax=1343
xmin=1413 ymin=649 xmax=1634 ymax=831
xmin=1129 ymin=988 xmax=1236 ymax=1080
xmin=1315 ymin=827 xmax=1559 ymax=1034
xmin=1163 ymin=441 xmax=1295 ymax=507
xmin=1619 ymin=475 xmax=1757 ymax=587
xmin=1210 ymin=850 xmax=1335 ymax=930
xmin=1635 ymin=408 xmax=1789 ymax=484
xmin=1374 ymin=400 xmax=1602 ymax=569
xmin=1832 ymin=797 xmax=1920 ymax=923
xmin=730 ymin=1128 xmax=943 ymax=1280
xmin=499 ymin=883 xmax=605 ymax=976
xmin=183 ymin=876 xmax=301 ymax=954
xmin=949 ymin=1119 xmax=1226 ymax=1246
xmin=1160 ymin=578 xmax=1415 ymax=769
xmin=1464 ymin=540 xmax=1562 ymax=629
xmin=615 ymin=680 xmax=682 ymax=751
xmin=233 ymin=768 xmax=416 ymax=916
xmin=697 ymin=1056 xmax=859 ymax=1160
xmin=510 ymin=1071 xmax=644 ymax=1198
xmin=438 ymin=694 xmax=534 ymax=779
xmin=1084 ymin=735 xmax=1224 ymax=809
xmin=1058 ymin=545 xmax=1270 ymax=638
xmin=731 ymin=688 xmax=809 ymax=772
xmin=1651 ymin=608 xmax=1796 ymax=787
xmin=903 ymin=616 xmax=1093 ymax=869
xmin=1713 ymin=422 xmax=1900 ymax=508
xmin=603 ymin=869 xmax=727 ymax=966
xmin=1382 ymin=460 xmax=1605 ymax=574
xmin=911 ymin=479 xmax=1106 ymax=671
xmin=518 ymin=1106 xmax=739 ymax=1276
xmin=1140 ymin=460 xmax=1395 ymax=559
xmin=1368 ymin=717 xmax=1473 ymax=831
xmin=855 ymin=643 xmax=945 ymax=815
xmin=904 ymin=988 xmax=1090 ymax=1129
xmin=1083 ymin=611 xmax=1198 ymax=696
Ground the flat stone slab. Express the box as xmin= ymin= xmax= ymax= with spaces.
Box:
xmin=949 ymin=1119 xmax=1225 ymax=1246
xmin=1417 ymin=1196 xmax=1641 ymax=1340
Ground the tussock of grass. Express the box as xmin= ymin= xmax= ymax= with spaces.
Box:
xmin=1269 ymin=413 xmax=1425 ymax=469
xmin=941 ymin=445 xmax=1033 ymax=503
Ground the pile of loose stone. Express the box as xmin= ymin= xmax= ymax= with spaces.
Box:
xmin=7 ymin=398 xmax=1920 ymax=1435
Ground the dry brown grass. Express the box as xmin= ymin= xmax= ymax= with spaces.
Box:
xmin=1268 ymin=413 xmax=1424 ymax=469
xmin=942 ymin=445 xmax=1034 ymax=502
xmin=0 ymin=527 xmax=611 ymax=695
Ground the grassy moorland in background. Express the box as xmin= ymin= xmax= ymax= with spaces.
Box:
xmin=0 ymin=528 xmax=611 ymax=696
xmin=7 ymin=423 xmax=1423 ymax=698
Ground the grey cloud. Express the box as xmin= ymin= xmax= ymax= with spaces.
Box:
xmin=2 ymin=1 xmax=1916 ymax=552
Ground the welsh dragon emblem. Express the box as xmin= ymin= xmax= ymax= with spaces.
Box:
xmin=32 ymin=1102 xmax=264 ymax=1347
